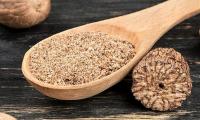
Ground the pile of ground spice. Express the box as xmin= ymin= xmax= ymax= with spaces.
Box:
xmin=29 ymin=32 xmax=135 ymax=86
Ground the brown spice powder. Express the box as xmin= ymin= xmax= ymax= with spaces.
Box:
xmin=29 ymin=32 xmax=135 ymax=86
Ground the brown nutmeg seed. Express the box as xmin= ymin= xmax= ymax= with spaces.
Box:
xmin=0 ymin=0 xmax=51 ymax=28
xmin=132 ymin=48 xmax=192 ymax=111
xmin=0 ymin=112 xmax=16 ymax=120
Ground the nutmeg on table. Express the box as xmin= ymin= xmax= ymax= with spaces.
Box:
xmin=0 ymin=0 xmax=51 ymax=28
xmin=132 ymin=48 xmax=192 ymax=111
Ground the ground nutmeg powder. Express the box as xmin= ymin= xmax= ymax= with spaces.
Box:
xmin=29 ymin=32 xmax=135 ymax=86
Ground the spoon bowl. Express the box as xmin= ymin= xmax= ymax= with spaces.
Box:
xmin=22 ymin=0 xmax=200 ymax=100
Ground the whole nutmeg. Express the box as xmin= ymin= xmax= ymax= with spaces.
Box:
xmin=132 ymin=48 xmax=192 ymax=111
xmin=0 ymin=112 xmax=16 ymax=120
xmin=0 ymin=0 xmax=51 ymax=28
xmin=199 ymin=29 xmax=200 ymax=36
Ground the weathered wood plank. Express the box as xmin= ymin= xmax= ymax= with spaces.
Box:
xmin=0 ymin=0 xmax=200 ymax=119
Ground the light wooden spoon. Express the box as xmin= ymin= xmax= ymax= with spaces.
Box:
xmin=22 ymin=0 xmax=200 ymax=100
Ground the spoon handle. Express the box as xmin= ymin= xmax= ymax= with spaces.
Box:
xmin=110 ymin=0 xmax=200 ymax=42
xmin=142 ymin=0 xmax=200 ymax=40
xmin=148 ymin=0 xmax=200 ymax=36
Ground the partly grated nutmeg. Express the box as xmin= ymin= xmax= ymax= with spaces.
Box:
xmin=132 ymin=48 xmax=192 ymax=111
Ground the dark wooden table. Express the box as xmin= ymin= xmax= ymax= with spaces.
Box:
xmin=0 ymin=0 xmax=200 ymax=119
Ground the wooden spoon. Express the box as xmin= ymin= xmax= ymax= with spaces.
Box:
xmin=22 ymin=0 xmax=200 ymax=100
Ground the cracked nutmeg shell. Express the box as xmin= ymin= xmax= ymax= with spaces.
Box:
xmin=132 ymin=48 xmax=192 ymax=111
xmin=0 ymin=0 xmax=51 ymax=28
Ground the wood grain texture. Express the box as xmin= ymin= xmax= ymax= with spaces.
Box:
xmin=0 ymin=0 xmax=200 ymax=119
